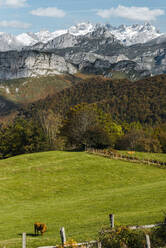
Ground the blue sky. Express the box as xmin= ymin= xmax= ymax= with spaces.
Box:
xmin=0 ymin=0 xmax=165 ymax=34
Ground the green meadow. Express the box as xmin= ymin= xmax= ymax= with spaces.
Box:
xmin=0 ymin=151 xmax=166 ymax=248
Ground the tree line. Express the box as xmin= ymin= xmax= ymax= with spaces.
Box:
xmin=0 ymin=102 xmax=166 ymax=159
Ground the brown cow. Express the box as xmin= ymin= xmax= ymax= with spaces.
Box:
xmin=34 ymin=222 xmax=47 ymax=236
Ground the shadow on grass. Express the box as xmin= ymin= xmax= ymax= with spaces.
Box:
xmin=18 ymin=233 xmax=37 ymax=237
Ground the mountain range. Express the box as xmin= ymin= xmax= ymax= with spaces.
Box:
xmin=0 ymin=22 xmax=165 ymax=81
xmin=0 ymin=22 xmax=163 ymax=51
xmin=0 ymin=23 xmax=163 ymax=51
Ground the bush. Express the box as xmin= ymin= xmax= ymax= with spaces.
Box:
xmin=151 ymin=217 xmax=166 ymax=247
xmin=99 ymin=226 xmax=146 ymax=248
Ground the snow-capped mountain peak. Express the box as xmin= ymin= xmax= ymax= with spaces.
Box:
xmin=68 ymin=22 xmax=95 ymax=36
xmin=15 ymin=22 xmax=95 ymax=47
xmin=35 ymin=30 xmax=55 ymax=43
xmin=16 ymin=32 xmax=38 ymax=46
xmin=0 ymin=22 xmax=164 ymax=51
xmin=0 ymin=33 xmax=23 ymax=50
xmin=110 ymin=22 xmax=162 ymax=45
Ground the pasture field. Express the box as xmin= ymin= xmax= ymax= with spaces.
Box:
xmin=0 ymin=151 xmax=166 ymax=248
xmin=116 ymin=150 xmax=166 ymax=163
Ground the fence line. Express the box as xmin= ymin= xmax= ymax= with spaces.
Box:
xmin=37 ymin=241 xmax=99 ymax=248
xmin=86 ymin=148 xmax=166 ymax=167
xmin=37 ymin=222 xmax=166 ymax=248
xmin=37 ymin=220 xmax=166 ymax=248
xmin=129 ymin=223 xmax=164 ymax=230
xmin=100 ymin=223 xmax=166 ymax=234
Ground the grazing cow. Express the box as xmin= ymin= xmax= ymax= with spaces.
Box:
xmin=34 ymin=222 xmax=47 ymax=236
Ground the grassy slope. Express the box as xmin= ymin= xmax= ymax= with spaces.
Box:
xmin=0 ymin=75 xmax=74 ymax=104
xmin=0 ymin=151 xmax=166 ymax=247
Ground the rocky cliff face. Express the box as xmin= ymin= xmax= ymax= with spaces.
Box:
xmin=0 ymin=50 xmax=77 ymax=80
xmin=60 ymin=37 xmax=166 ymax=79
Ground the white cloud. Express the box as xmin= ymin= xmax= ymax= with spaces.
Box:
xmin=0 ymin=20 xmax=31 ymax=28
xmin=0 ymin=0 xmax=27 ymax=7
xmin=30 ymin=7 xmax=66 ymax=18
xmin=97 ymin=5 xmax=164 ymax=21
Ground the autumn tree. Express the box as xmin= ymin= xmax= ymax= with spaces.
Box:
xmin=37 ymin=109 xmax=63 ymax=148
xmin=61 ymin=103 xmax=123 ymax=149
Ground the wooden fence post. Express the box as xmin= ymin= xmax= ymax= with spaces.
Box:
xmin=109 ymin=214 xmax=114 ymax=229
xmin=145 ymin=234 xmax=151 ymax=248
xmin=22 ymin=233 xmax=26 ymax=248
xmin=97 ymin=241 xmax=102 ymax=248
xmin=164 ymin=216 xmax=166 ymax=224
xmin=60 ymin=227 xmax=66 ymax=246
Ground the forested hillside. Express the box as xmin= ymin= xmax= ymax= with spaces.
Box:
xmin=0 ymin=74 xmax=166 ymax=158
xmin=33 ymin=74 xmax=166 ymax=124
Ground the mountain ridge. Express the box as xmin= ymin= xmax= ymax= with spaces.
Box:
xmin=0 ymin=22 xmax=165 ymax=81
xmin=0 ymin=22 xmax=163 ymax=52
xmin=0 ymin=73 xmax=166 ymax=125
